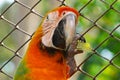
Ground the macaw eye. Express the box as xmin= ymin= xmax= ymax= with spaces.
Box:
xmin=47 ymin=15 xmax=49 ymax=20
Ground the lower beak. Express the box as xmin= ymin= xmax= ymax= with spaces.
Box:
xmin=52 ymin=13 xmax=77 ymax=50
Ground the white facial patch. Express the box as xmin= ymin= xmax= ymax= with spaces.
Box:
xmin=41 ymin=11 xmax=77 ymax=50
xmin=41 ymin=11 xmax=59 ymax=48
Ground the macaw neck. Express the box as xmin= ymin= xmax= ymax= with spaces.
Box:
xmin=25 ymin=37 xmax=67 ymax=69
xmin=23 ymin=27 xmax=69 ymax=79
xmin=25 ymin=26 xmax=66 ymax=66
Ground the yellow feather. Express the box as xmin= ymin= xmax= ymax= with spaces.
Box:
xmin=76 ymin=40 xmax=92 ymax=52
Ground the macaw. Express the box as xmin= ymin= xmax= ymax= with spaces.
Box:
xmin=14 ymin=6 xmax=84 ymax=80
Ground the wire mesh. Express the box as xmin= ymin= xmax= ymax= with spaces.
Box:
xmin=0 ymin=0 xmax=120 ymax=80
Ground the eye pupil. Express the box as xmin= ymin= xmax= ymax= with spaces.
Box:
xmin=47 ymin=16 xmax=49 ymax=19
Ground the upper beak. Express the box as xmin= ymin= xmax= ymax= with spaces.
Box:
xmin=52 ymin=12 xmax=77 ymax=50
xmin=64 ymin=13 xmax=77 ymax=49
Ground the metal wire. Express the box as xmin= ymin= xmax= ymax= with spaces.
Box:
xmin=0 ymin=0 xmax=120 ymax=80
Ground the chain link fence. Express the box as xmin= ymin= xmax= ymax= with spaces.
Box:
xmin=0 ymin=0 xmax=120 ymax=80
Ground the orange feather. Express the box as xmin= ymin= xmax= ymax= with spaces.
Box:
xmin=24 ymin=26 xmax=68 ymax=80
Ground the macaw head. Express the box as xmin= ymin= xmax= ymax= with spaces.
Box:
xmin=41 ymin=6 xmax=79 ymax=50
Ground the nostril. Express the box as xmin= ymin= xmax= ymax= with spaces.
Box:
xmin=63 ymin=11 xmax=66 ymax=15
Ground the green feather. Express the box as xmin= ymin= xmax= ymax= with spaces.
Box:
xmin=14 ymin=59 xmax=30 ymax=80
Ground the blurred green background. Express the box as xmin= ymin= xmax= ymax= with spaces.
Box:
xmin=0 ymin=0 xmax=120 ymax=80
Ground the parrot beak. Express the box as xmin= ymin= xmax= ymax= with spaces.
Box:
xmin=64 ymin=13 xmax=77 ymax=49
xmin=52 ymin=12 xmax=77 ymax=50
